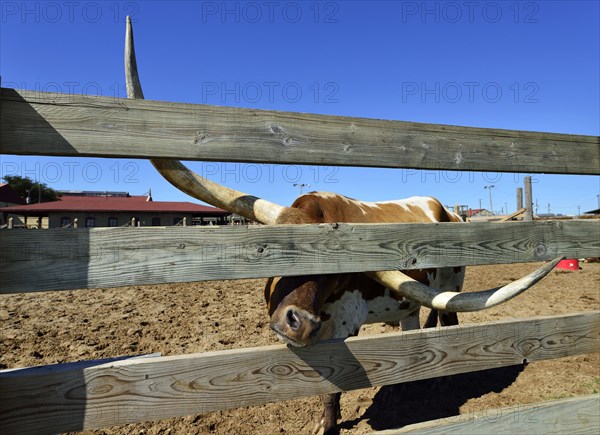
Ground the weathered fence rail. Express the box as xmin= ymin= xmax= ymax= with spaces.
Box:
xmin=1 ymin=88 xmax=599 ymax=174
xmin=1 ymin=312 xmax=597 ymax=435
xmin=1 ymin=87 xmax=599 ymax=434
xmin=379 ymin=394 xmax=600 ymax=434
xmin=1 ymin=220 xmax=599 ymax=293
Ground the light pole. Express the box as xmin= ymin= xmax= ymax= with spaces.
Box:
xmin=293 ymin=183 xmax=310 ymax=195
xmin=484 ymin=185 xmax=495 ymax=214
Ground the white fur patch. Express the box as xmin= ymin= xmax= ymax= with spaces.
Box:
xmin=319 ymin=289 xmax=420 ymax=339
xmin=378 ymin=196 xmax=438 ymax=221
xmin=428 ymin=267 xmax=465 ymax=292
xmin=320 ymin=290 xmax=368 ymax=339
xmin=365 ymin=289 xmax=419 ymax=324
xmin=311 ymin=192 xmax=346 ymax=200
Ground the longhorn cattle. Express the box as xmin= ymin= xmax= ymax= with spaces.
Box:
xmin=124 ymin=17 xmax=561 ymax=434
xmin=264 ymin=192 xmax=464 ymax=350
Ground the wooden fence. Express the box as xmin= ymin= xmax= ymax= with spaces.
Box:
xmin=1 ymin=87 xmax=599 ymax=434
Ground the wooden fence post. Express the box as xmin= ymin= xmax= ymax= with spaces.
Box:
xmin=524 ymin=176 xmax=534 ymax=221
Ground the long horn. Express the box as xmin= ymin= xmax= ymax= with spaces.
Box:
xmin=366 ymin=256 xmax=564 ymax=312
xmin=124 ymin=16 xmax=288 ymax=224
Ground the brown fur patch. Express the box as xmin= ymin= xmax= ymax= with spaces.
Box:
xmin=282 ymin=194 xmax=456 ymax=225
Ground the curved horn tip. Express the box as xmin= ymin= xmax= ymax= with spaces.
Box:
xmin=552 ymin=255 xmax=566 ymax=264
xmin=369 ymin=255 xmax=566 ymax=313
xmin=121 ymin=16 xmax=288 ymax=225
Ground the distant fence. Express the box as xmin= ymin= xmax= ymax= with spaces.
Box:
xmin=0 ymin=87 xmax=599 ymax=434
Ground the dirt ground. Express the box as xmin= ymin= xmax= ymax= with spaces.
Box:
xmin=1 ymin=262 xmax=599 ymax=434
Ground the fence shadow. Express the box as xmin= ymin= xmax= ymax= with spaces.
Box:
xmin=290 ymin=339 xmax=373 ymax=393
xmin=340 ymin=364 xmax=525 ymax=432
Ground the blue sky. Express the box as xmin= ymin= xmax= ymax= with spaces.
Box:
xmin=1 ymin=1 xmax=599 ymax=215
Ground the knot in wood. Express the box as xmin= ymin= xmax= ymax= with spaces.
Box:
xmin=400 ymin=256 xmax=418 ymax=268
xmin=194 ymin=131 xmax=210 ymax=144
xmin=534 ymin=243 xmax=547 ymax=258
xmin=243 ymin=244 xmax=268 ymax=263
xmin=270 ymin=363 xmax=293 ymax=376
xmin=269 ymin=124 xmax=286 ymax=136
xmin=86 ymin=382 xmax=113 ymax=396
xmin=322 ymin=224 xmax=348 ymax=252
xmin=516 ymin=338 xmax=541 ymax=355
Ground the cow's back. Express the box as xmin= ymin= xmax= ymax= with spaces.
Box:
xmin=291 ymin=193 xmax=463 ymax=224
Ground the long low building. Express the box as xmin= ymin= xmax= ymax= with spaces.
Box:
xmin=1 ymin=191 xmax=230 ymax=228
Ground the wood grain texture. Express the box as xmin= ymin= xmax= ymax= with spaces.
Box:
xmin=378 ymin=394 xmax=600 ymax=434
xmin=1 ymin=312 xmax=598 ymax=434
xmin=1 ymin=88 xmax=598 ymax=174
xmin=1 ymin=220 xmax=598 ymax=293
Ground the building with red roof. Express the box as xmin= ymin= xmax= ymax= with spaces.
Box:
xmin=0 ymin=183 xmax=28 ymax=226
xmin=0 ymin=183 xmax=27 ymax=207
xmin=1 ymin=190 xmax=230 ymax=228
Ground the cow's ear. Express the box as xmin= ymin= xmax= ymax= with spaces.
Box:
xmin=264 ymin=277 xmax=274 ymax=303
xmin=265 ymin=278 xmax=291 ymax=316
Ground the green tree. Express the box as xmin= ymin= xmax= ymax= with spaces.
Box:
xmin=2 ymin=175 xmax=61 ymax=203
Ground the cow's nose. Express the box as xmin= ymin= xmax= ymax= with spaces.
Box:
xmin=286 ymin=308 xmax=301 ymax=331
xmin=284 ymin=308 xmax=321 ymax=340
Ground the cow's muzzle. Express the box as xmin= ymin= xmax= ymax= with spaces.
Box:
xmin=270 ymin=306 xmax=322 ymax=347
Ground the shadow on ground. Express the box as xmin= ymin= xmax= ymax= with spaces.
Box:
xmin=339 ymin=364 xmax=525 ymax=432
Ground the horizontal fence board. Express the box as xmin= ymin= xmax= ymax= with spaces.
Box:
xmin=1 ymin=220 xmax=598 ymax=293
xmin=1 ymin=312 xmax=598 ymax=434
xmin=378 ymin=394 xmax=600 ymax=434
xmin=1 ymin=88 xmax=598 ymax=174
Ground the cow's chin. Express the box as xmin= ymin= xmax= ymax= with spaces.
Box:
xmin=272 ymin=322 xmax=333 ymax=348
xmin=275 ymin=332 xmax=310 ymax=348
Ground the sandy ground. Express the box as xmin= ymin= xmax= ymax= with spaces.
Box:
xmin=1 ymin=262 xmax=599 ymax=434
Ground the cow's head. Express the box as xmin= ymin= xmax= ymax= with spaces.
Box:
xmin=265 ymin=275 xmax=342 ymax=347
xmin=265 ymin=271 xmax=415 ymax=347
xmin=124 ymin=17 xmax=563 ymax=347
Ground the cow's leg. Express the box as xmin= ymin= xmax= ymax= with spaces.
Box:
xmin=315 ymin=392 xmax=342 ymax=434
xmin=432 ymin=273 xmax=461 ymax=391
xmin=314 ymin=326 xmax=362 ymax=434
xmin=313 ymin=293 xmax=369 ymax=434
xmin=400 ymin=308 xmax=420 ymax=331
xmin=424 ymin=310 xmax=458 ymax=328
xmin=427 ymin=266 xmax=465 ymax=328
xmin=439 ymin=311 xmax=458 ymax=326
xmin=378 ymin=308 xmax=422 ymax=407
xmin=423 ymin=309 xmax=438 ymax=328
